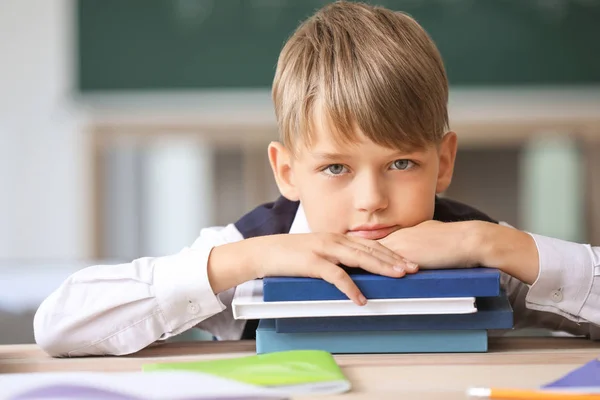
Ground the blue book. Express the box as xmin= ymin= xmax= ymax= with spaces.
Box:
xmin=275 ymin=294 xmax=513 ymax=333
xmin=263 ymin=268 xmax=501 ymax=302
xmin=257 ymin=319 xmax=488 ymax=354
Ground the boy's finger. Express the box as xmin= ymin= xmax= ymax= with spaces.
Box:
xmin=343 ymin=239 xmax=408 ymax=272
xmin=318 ymin=262 xmax=366 ymax=306
xmin=347 ymin=237 xmax=419 ymax=274
xmin=331 ymin=242 xmax=406 ymax=278
xmin=347 ymin=236 xmax=403 ymax=262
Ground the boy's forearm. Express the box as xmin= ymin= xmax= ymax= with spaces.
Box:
xmin=207 ymin=240 xmax=259 ymax=294
xmin=473 ymin=221 xmax=540 ymax=285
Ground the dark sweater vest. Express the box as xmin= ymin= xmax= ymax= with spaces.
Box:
xmin=234 ymin=196 xmax=497 ymax=339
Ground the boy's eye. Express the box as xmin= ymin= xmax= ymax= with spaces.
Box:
xmin=391 ymin=159 xmax=414 ymax=170
xmin=324 ymin=164 xmax=348 ymax=175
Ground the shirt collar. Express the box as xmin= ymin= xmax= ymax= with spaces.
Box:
xmin=289 ymin=203 xmax=311 ymax=234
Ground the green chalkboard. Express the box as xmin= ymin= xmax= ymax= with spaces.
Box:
xmin=77 ymin=0 xmax=600 ymax=91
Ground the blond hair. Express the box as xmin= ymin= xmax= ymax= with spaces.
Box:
xmin=272 ymin=1 xmax=449 ymax=154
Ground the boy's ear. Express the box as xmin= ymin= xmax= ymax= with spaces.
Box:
xmin=435 ymin=131 xmax=458 ymax=194
xmin=268 ymin=141 xmax=300 ymax=201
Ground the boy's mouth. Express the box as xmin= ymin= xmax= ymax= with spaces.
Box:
xmin=346 ymin=224 xmax=399 ymax=240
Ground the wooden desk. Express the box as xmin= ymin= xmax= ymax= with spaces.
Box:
xmin=1 ymin=337 xmax=599 ymax=399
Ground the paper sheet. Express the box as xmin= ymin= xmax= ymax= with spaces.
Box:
xmin=0 ymin=371 xmax=287 ymax=400
xmin=543 ymin=359 xmax=600 ymax=393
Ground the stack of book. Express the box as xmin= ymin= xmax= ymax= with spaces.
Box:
xmin=232 ymin=268 xmax=513 ymax=354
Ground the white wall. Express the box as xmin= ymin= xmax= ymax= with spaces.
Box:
xmin=0 ymin=0 xmax=89 ymax=259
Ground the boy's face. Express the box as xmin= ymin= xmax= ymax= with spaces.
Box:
xmin=269 ymin=117 xmax=457 ymax=239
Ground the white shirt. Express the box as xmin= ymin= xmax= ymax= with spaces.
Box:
xmin=33 ymin=205 xmax=600 ymax=357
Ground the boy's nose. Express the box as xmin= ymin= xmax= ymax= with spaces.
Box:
xmin=353 ymin=173 xmax=388 ymax=213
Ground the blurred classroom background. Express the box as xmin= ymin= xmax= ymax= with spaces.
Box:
xmin=1 ymin=0 xmax=599 ymax=344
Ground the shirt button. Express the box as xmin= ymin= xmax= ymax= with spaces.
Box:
xmin=187 ymin=302 xmax=200 ymax=314
xmin=551 ymin=289 xmax=563 ymax=303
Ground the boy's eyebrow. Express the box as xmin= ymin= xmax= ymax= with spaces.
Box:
xmin=389 ymin=149 xmax=424 ymax=158
xmin=309 ymin=152 xmax=352 ymax=161
xmin=311 ymin=149 xmax=423 ymax=161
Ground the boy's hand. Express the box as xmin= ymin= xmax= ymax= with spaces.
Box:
xmin=378 ymin=220 xmax=540 ymax=284
xmin=378 ymin=220 xmax=482 ymax=270
xmin=249 ymin=233 xmax=417 ymax=305
xmin=209 ymin=233 xmax=416 ymax=306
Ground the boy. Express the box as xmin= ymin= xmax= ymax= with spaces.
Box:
xmin=35 ymin=1 xmax=599 ymax=357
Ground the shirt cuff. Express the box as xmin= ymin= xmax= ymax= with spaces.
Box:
xmin=153 ymin=243 xmax=226 ymax=338
xmin=526 ymin=233 xmax=595 ymax=322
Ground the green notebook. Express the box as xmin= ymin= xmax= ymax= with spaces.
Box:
xmin=142 ymin=349 xmax=350 ymax=396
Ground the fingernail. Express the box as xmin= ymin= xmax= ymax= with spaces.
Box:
xmin=358 ymin=294 xmax=367 ymax=305
xmin=403 ymin=259 xmax=418 ymax=270
xmin=393 ymin=265 xmax=405 ymax=272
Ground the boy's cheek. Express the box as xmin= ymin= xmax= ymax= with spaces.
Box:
xmin=303 ymin=202 xmax=349 ymax=234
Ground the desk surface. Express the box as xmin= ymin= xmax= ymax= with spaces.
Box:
xmin=1 ymin=337 xmax=599 ymax=400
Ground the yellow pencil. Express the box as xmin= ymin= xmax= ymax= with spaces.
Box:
xmin=468 ymin=387 xmax=600 ymax=400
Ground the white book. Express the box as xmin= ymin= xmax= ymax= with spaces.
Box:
xmin=232 ymin=280 xmax=477 ymax=320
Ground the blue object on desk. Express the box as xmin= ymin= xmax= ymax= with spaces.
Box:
xmin=256 ymin=319 xmax=488 ymax=354
xmin=263 ymin=268 xmax=501 ymax=302
xmin=275 ymin=293 xmax=513 ymax=333
xmin=543 ymin=358 xmax=600 ymax=389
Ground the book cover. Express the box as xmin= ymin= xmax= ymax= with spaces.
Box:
xmin=263 ymin=268 xmax=501 ymax=302
xmin=257 ymin=319 xmax=488 ymax=354
xmin=143 ymin=350 xmax=351 ymax=396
